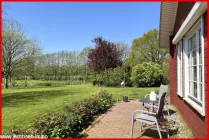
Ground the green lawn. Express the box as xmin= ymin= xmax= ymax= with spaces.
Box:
xmin=2 ymin=80 xmax=160 ymax=134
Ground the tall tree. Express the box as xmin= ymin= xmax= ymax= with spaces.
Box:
xmin=2 ymin=19 xmax=41 ymax=88
xmin=24 ymin=38 xmax=42 ymax=80
xmin=79 ymin=46 xmax=92 ymax=66
xmin=116 ymin=42 xmax=130 ymax=62
xmin=79 ymin=46 xmax=92 ymax=78
xmin=88 ymin=37 xmax=122 ymax=73
xmin=127 ymin=29 xmax=169 ymax=67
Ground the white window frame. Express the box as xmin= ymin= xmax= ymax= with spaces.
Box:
xmin=177 ymin=41 xmax=183 ymax=97
xmin=173 ymin=2 xmax=207 ymax=44
xmin=183 ymin=17 xmax=205 ymax=116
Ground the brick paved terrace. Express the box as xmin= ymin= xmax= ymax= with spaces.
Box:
xmin=85 ymin=99 xmax=174 ymax=138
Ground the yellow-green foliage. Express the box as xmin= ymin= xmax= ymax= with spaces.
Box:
xmin=131 ymin=62 xmax=163 ymax=87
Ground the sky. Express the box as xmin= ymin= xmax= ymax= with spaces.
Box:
xmin=3 ymin=2 xmax=160 ymax=54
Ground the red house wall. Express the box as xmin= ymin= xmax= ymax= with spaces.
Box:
xmin=169 ymin=3 xmax=208 ymax=138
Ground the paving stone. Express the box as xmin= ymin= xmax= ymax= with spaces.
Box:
xmin=86 ymin=99 xmax=170 ymax=138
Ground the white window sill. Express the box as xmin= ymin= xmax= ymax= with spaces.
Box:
xmin=183 ymin=97 xmax=205 ymax=116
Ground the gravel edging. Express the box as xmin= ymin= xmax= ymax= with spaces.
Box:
xmin=167 ymin=105 xmax=194 ymax=138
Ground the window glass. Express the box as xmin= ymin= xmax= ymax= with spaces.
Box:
xmin=194 ymin=82 xmax=197 ymax=98
xmin=189 ymin=39 xmax=191 ymax=52
xmin=192 ymin=34 xmax=196 ymax=50
xmin=188 ymin=33 xmax=199 ymax=100
xmin=199 ymin=47 xmax=202 ymax=64
xmin=190 ymin=81 xmax=193 ymax=96
xmin=193 ymin=66 xmax=197 ymax=81
xmin=192 ymin=51 xmax=196 ymax=65
xmin=199 ymin=66 xmax=202 ymax=82
xmin=199 ymin=29 xmax=201 ymax=46
xmin=200 ymin=83 xmax=202 ymax=101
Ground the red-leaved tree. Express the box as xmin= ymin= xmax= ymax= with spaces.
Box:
xmin=88 ymin=37 xmax=122 ymax=73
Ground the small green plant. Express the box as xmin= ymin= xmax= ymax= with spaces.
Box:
xmin=123 ymin=96 xmax=128 ymax=102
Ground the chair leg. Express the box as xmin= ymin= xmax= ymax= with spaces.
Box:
xmin=156 ymin=121 xmax=162 ymax=138
xmin=165 ymin=98 xmax=171 ymax=116
xmin=140 ymin=122 xmax=143 ymax=132
xmin=165 ymin=104 xmax=170 ymax=116
xmin=131 ymin=119 xmax=135 ymax=138
xmin=162 ymin=118 xmax=170 ymax=138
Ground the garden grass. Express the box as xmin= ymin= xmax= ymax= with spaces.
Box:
xmin=2 ymin=80 xmax=160 ymax=134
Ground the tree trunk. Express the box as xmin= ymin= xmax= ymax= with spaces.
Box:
xmin=10 ymin=75 xmax=12 ymax=83
xmin=5 ymin=75 xmax=9 ymax=89
xmin=25 ymin=75 xmax=27 ymax=87
xmin=124 ymin=70 xmax=126 ymax=87
xmin=65 ymin=70 xmax=68 ymax=80
xmin=54 ymin=69 xmax=57 ymax=80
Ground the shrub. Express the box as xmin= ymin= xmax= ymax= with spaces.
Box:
xmin=90 ymin=72 xmax=105 ymax=86
xmin=27 ymin=90 xmax=113 ymax=138
xmin=89 ymin=74 xmax=96 ymax=84
xmin=109 ymin=67 xmax=133 ymax=87
xmin=32 ymin=113 xmax=77 ymax=138
xmin=131 ymin=62 xmax=163 ymax=87
xmin=7 ymin=127 xmax=44 ymax=138
xmin=105 ymin=68 xmax=124 ymax=87
xmin=91 ymin=67 xmax=133 ymax=87
xmin=97 ymin=90 xmax=113 ymax=111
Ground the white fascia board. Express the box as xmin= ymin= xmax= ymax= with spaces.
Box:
xmin=172 ymin=2 xmax=207 ymax=44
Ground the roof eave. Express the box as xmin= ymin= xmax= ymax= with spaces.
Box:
xmin=159 ymin=2 xmax=178 ymax=48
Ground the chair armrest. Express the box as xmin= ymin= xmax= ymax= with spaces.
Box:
xmin=144 ymin=94 xmax=150 ymax=98
xmin=143 ymin=104 xmax=158 ymax=109
xmin=132 ymin=110 xmax=156 ymax=118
